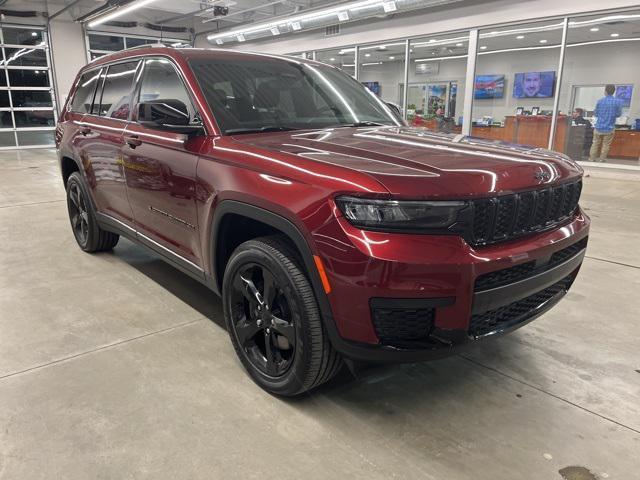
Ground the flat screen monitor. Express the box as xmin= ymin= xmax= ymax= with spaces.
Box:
xmin=474 ymin=75 xmax=505 ymax=99
xmin=615 ymin=85 xmax=633 ymax=108
xmin=513 ymin=71 xmax=555 ymax=98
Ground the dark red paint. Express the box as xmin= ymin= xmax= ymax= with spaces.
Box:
xmin=56 ymin=47 xmax=589 ymax=350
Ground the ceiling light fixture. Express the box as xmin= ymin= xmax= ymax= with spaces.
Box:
xmin=365 ymin=53 xmax=371 ymax=57
xmin=516 ymin=35 xmax=525 ymax=39
xmin=611 ymin=33 xmax=620 ymax=37
xmin=215 ymin=38 xmax=223 ymax=45
xmin=456 ymin=43 xmax=463 ymax=46
xmin=480 ymin=45 xmax=487 ymax=50
xmin=539 ymin=39 xmax=548 ymax=43
xmin=88 ymin=0 xmax=160 ymax=28
xmin=590 ymin=27 xmax=599 ymax=32
xmin=270 ymin=26 xmax=280 ymax=35
xmin=291 ymin=21 xmax=302 ymax=31
xmin=330 ymin=57 xmax=335 ymax=61
xmin=237 ymin=34 xmax=245 ymax=42
xmin=389 ymin=55 xmax=395 ymax=59
xmin=31 ymin=32 xmax=37 ymax=37
xmin=337 ymin=11 xmax=349 ymax=21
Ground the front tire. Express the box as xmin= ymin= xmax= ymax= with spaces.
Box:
xmin=222 ymin=236 xmax=342 ymax=396
xmin=66 ymin=172 xmax=119 ymax=252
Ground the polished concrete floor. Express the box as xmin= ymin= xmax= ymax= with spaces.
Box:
xmin=1 ymin=149 xmax=639 ymax=480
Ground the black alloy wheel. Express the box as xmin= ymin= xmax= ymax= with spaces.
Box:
xmin=222 ymin=236 xmax=343 ymax=396
xmin=65 ymin=172 xmax=119 ymax=252
xmin=68 ymin=181 xmax=90 ymax=247
xmin=229 ymin=262 xmax=296 ymax=377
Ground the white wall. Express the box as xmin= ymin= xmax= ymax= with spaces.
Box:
xmin=48 ymin=19 xmax=88 ymax=109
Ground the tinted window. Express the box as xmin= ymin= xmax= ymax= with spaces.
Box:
xmin=190 ymin=58 xmax=399 ymax=134
xmin=137 ymin=58 xmax=194 ymax=122
xmin=3 ymin=47 xmax=47 ymax=67
xmin=71 ymin=70 xmax=100 ymax=113
xmin=97 ymin=61 xmax=139 ymax=119
xmin=13 ymin=90 xmax=53 ymax=108
xmin=88 ymin=34 xmax=124 ymax=51
xmin=14 ymin=111 xmax=55 ymax=127
xmin=8 ymin=69 xmax=49 ymax=87
xmin=3 ymin=28 xmax=43 ymax=46
xmin=0 ymin=90 xmax=9 ymax=108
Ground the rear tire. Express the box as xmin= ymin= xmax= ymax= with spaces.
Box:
xmin=66 ymin=172 xmax=119 ymax=252
xmin=222 ymin=235 xmax=342 ymax=396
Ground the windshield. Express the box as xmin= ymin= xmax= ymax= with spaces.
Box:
xmin=189 ymin=56 xmax=402 ymax=135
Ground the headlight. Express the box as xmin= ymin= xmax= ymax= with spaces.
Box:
xmin=335 ymin=196 xmax=467 ymax=231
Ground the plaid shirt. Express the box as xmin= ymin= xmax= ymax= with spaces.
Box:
xmin=594 ymin=95 xmax=623 ymax=133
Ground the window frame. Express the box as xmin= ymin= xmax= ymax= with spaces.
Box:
xmin=69 ymin=66 xmax=103 ymax=115
xmin=131 ymin=56 xmax=204 ymax=132
xmin=94 ymin=59 xmax=141 ymax=120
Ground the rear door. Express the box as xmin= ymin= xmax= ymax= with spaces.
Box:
xmin=121 ymin=57 xmax=205 ymax=270
xmin=79 ymin=60 xmax=140 ymax=225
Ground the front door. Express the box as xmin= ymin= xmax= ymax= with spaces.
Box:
xmin=121 ymin=58 xmax=204 ymax=270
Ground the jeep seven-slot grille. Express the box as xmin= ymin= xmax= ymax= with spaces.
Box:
xmin=469 ymin=274 xmax=575 ymax=338
xmin=474 ymin=237 xmax=588 ymax=292
xmin=470 ymin=180 xmax=582 ymax=246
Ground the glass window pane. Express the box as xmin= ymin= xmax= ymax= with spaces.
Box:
xmin=0 ymin=90 xmax=9 ymax=107
xmin=0 ymin=72 xmax=7 ymax=87
xmin=316 ymin=47 xmax=355 ymax=77
xmin=358 ymin=41 xmax=406 ymax=115
xmin=88 ymin=35 xmax=124 ymax=52
xmin=2 ymin=28 xmax=44 ymax=46
xmin=8 ymin=69 xmax=50 ymax=87
xmin=0 ymin=111 xmax=13 ymax=127
xmin=126 ymin=37 xmax=152 ymax=48
xmin=17 ymin=130 xmax=55 ymax=146
xmin=12 ymin=90 xmax=53 ymax=108
xmin=0 ymin=131 xmax=16 ymax=147
xmin=407 ymin=33 xmax=469 ymax=132
xmin=471 ymin=21 xmax=562 ymax=146
xmin=71 ymin=69 xmax=100 ymax=113
xmin=14 ymin=110 xmax=55 ymax=127
xmin=138 ymin=58 xmax=194 ymax=121
xmin=554 ymin=11 xmax=640 ymax=166
xmin=90 ymin=52 xmax=105 ymax=60
xmin=3 ymin=47 xmax=47 ymax=67
xmin=98 ymin=61 xmax=139 ymax=118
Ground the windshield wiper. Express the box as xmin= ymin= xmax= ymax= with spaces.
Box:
xmin=226 ymin=126 xmax=299 ymax=135
xmin=331 ymin=121 xmax=388 ymax=128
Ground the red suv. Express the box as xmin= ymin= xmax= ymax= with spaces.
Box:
xmin=56 ymin=46 xmax=589 ymax=396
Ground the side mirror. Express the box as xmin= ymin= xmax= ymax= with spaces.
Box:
xmin=137 ymin=100 xmax=204 ymax=134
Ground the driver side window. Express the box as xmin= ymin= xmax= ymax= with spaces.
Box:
xmin=137 ymin=58 xmax=196 ymax=125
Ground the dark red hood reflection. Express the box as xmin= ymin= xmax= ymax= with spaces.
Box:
xmin=231 ymin=126 xmax=583 ymax=198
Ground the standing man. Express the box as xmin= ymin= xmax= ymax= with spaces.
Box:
xmin=590 ymin=84 xmax=623 ymax=162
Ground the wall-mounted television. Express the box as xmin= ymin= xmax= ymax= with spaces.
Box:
xmin=615 ymin=85 xmax=633 ymax=108
xmin=474 ymin=75 xmax=505 ymax=99
xmin=513 ymin=71 xmax=556 ymax=98
xmin=362 ymin=81 xmax=381 ymax=96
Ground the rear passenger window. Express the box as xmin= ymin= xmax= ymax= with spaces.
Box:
xmin=70 ymin=70 xmax=101 ymax=114
xmin=137 ymin=58 xmax=195 ymax=120
xmin=97 ymin=61 xmax=139 ymax=119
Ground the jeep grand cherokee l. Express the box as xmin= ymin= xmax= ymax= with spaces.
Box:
xmin=56 ymin=46 xmax=589 ymax=396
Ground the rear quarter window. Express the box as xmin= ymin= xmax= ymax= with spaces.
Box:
xmin=70 ymin=70 xmax=101 ymax=114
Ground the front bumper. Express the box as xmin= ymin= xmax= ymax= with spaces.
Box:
xmin=311 ymin=208 xmax=590 ymax=363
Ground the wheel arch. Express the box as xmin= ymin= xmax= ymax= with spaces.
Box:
xmin=60 ymin=155 xmax=81 ymax=187
xmin=210 ymin=200 xmax=336 ymax=334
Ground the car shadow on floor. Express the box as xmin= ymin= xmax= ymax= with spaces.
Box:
xmin=112 ymin=238 xmax=226 ymax=330
xmin=109 ymin=239 xmax=536 ymax=402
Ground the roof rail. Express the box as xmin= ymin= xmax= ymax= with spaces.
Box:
xmin=122 ymin=43 xmax=168 ymax=52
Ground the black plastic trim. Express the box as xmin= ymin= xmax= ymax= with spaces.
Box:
xmin=472 ymin=248 xmax=585 ymax=314
xmin=370 ymin=297 xmax=455 ymax=310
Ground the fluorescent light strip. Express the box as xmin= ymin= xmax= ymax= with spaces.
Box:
xmin=207 ymin=0 xmax=383 ymax=40
xmin=88 ymin=0 xmax=160 ymax=27
xmin=414 ymin=54 xmax=467 ymax=62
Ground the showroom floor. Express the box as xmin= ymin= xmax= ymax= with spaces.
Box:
xmin=1 ymin=150 xmax=639 ymax=480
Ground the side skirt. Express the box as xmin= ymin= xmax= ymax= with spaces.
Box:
xmin=96 ymin=212 xmax=215 ymax=290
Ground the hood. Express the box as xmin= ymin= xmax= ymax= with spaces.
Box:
xmin=230 ymin=126 xmax=583 ymax=198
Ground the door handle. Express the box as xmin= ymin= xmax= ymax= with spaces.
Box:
xmin=80 ymin=127 xmax=91 ymax=136
xmin=125 ymin=135 xmax=142 ymax=148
